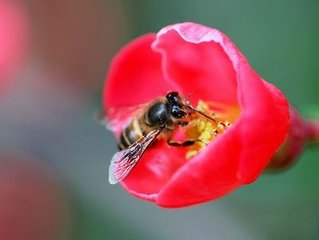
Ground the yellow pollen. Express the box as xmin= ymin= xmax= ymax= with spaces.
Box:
xmin=185 ymin=100 xmax=233 ymax=159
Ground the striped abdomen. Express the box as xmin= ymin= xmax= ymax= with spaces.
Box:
xmin=118 ymin=118 xmax=145 ymax=150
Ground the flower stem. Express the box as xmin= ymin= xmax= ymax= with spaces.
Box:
xmin=304 ymin=119 xmax=319 ymax=143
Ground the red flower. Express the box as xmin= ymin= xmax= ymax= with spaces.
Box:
xmin=103 ymin=22 xmax=290 ymax=208
xmin=0 ymin=0 xmax=29 ymax=91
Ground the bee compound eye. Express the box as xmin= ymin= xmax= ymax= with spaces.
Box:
xmin=166 ymin=92 xmax=179 ymax=103
xmin=171 ymin=106 xmax=186 ymax=118
xmin=166 ymin=91 xmax=178 ymax=98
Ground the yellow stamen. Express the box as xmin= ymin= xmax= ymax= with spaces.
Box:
xmin=185 ymin=100 xmax=235 ymax=159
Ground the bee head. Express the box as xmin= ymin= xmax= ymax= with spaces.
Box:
xmin=166 ymin=92 xmax=187 ymax=119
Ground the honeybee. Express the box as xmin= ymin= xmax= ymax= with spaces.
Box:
xmin=106 ymin=91 xmax=216 ymax=184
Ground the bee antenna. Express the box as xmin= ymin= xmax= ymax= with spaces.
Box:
xmin=186 ymin=103 xmax=216 ymax=123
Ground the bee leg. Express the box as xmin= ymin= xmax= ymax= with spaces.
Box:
xmin=167 ymin=139 xmax=199 ymax=147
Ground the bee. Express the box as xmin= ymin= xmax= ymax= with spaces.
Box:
xmin=107 ymin=91 xmax=216 ymax=184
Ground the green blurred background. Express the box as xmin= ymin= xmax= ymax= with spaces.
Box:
xmin=0 ymin=0 xmax=318 ymax=239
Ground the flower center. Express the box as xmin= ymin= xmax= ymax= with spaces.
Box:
xmin=184 ymin=100 xmax=238 ymax=159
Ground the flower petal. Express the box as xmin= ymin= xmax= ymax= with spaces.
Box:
xmin=156 ymin=123 xmax=243 ymax=207
xmin=103 ymin=34 xmax=173 ymax=110
xmin=152 ymin=22 xmax=238 ymax=105
xmin=236 ymin=64 xmax=290 ymax=183
xmin=121 ymin=140 xmax=188 ymax=201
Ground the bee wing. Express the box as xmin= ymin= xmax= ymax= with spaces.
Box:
xmin=99 ymin=104 xmax=147 ymax=133
xmin=108 ymin=129 xmax=161 ymax=184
